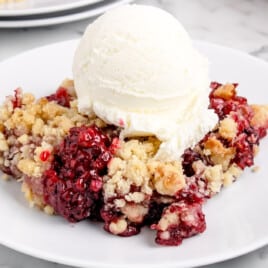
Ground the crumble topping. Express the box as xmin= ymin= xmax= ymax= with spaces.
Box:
xmin=203 ymin=136 xmax=236 ymax=170
xmin=222 ymin=164 xmax=242 ymax=186
xmin=218 ymin=117 xmax=237 ymax=140
xmin=204 ymin=165 xmax=223 ymax=193
xmin=103 ymin=138 xmax=185 ymax=229
xmin=251 ymin=105 xmax=268 ymax=129
xmin=0 ymin=80 xmax=89 ymax=177
xmin=148 ymin=161 xmax=185 ymax=196
xmin=109 ymin=218 xmax=128 ymax=235
xmin=104 ymin=139 xmax=156 ymax=200
xmin=212 ymin=83 xmax=236 ymax=100
xmin=0 ymin=80 xmax=267 ymax=246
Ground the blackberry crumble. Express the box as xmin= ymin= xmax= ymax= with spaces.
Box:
xmin=0 ymin=80 xmax=268 ymax=246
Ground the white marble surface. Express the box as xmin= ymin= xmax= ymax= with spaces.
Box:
xmin=0 ymin=0 xmax=268 ymax=267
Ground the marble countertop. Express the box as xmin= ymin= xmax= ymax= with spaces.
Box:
xmin=0 ymin=0 xmax=268 ymax=267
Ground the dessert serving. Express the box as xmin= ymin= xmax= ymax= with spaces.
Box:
xmin=1 ymin=5 xmax=268 ymax=246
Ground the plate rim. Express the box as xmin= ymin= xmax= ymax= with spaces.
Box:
xmin=0 ymin=0 xmax=132 ymax=28
xmin=0 ymin=39 xmax=268 ymax=268
xmin=0 ymin=0 xmax=105 ymax=17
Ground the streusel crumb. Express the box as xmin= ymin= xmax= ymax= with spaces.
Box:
xmin=212 ymin=83 xmax=236 ymax=100
xmin=1 ymin=80 xmax=267 ymax=246
xmin=218 ymin=117 xmax=237 ymax=140
xmin=203 ymin=136 xmax=235 ymax=170
xmin=251 ymin=105 xmax=268 ymax=129
xmin=148 ymin=161 xmax=185 ymax=196
xmin=0 ymin=80 xmax=97 ymax=209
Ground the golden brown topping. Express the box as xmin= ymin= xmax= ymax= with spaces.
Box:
xmin=0 ymin=139 xmax=8 ymax=151
xmin=219 ymin=117 xmax=237 ymax=140
xmin=223 ymin=164 xmax=242 ymax=186
xmin=121 ymin=203 xmax=148 ymax=223
xmin=17 ymin=159 xmax=41 ymax=177
xmin=204 ymin=165 xmax=223 ymax=193
xmin=251 ymin=105 xmax=268 ymax=128
xmin=148 ymin=161 xmax=185 ymax=196
xmin=203 ymin=136 xmax=235 ymax=170
xmin=109 ymin=218 xmax=127 ymax=234
xmin=213 ymin=83 xmax=236 ymax=100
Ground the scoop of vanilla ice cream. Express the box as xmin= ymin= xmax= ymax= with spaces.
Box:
xmin=73 ymin=4 xmax=218 ymax=160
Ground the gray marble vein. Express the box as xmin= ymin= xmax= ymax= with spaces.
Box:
xmin=251 ymin=45 xmax=268 ymax=61
xmin=0 ymin=0 xmax=268 ymax=268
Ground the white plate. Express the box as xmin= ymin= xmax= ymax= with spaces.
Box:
xmin=0 ymin=0 xmax=132 ymax=28
xmin=0 ymin=0 xmax=104 ymax=16
xmin=0 ymin=39 xmax=268 ymax=268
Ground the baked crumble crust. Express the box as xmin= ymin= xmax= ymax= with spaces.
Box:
xmin=212 ymin=83 xmax=236 ymax=100
xmin=0 ymin=79 xmax=105 ymax=208
xmin=251 ymin=105 xmax=268 ymax=129
xmin=0 ymin=80 xmax=267 ymax=246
